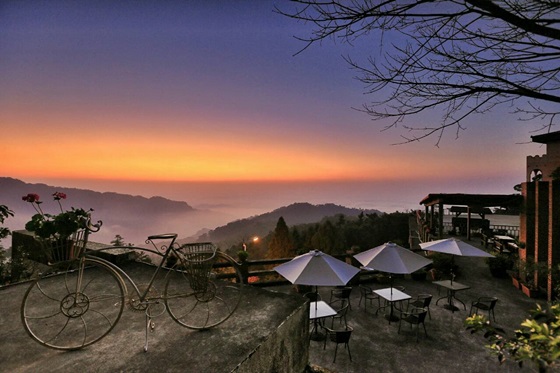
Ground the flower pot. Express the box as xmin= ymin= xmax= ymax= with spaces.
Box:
xmin=521 ymin=283 xmax=537 ymax=298
xmin=429 ymin=269 xmax=441 ymax=281
xmin=511 ymin=276 xmax=521 ymax=289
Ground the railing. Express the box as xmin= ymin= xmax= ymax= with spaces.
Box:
xmin=11 ymin=231 xmax=375 ymax=288
xmin=441 ymin=222 xmax=519 ymax=239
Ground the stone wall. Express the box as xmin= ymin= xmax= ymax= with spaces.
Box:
xmin=232 ymin=302 xmax=309 ymax=373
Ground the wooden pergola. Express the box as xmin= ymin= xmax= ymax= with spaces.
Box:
xmin=419 ymin=193 xmax=523 ymax=240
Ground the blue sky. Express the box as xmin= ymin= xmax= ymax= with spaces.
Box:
xmin=1 ymin=1 xmax=546 ymax=214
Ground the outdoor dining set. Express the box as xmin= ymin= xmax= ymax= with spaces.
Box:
xmin=273 ymin=239 xmax=499 ymax=363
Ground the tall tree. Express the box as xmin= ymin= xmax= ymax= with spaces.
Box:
xmin=278 ymin=1 xmax=560 ymax=144
xmin=267 ymin=217 xmax=295 ymax=258
xmin=111 ymin=234 xmax=126 ymax=246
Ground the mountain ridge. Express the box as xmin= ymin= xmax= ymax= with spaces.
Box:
xmin=200 ymin=202 xmax=382 ymax=247
xmin=1 ymin=177 xmax=382 ymax=247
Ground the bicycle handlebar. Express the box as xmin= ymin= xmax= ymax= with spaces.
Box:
xmin=147 ymin=233 xmax=178 ymax=240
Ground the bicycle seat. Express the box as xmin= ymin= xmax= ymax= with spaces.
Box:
xmin=147 ymin=233 xmax=178 ymax=240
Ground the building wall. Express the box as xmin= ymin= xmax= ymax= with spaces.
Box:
xmin=527 ymin=150 xmax=560 ymax=181
xmin=521 ymin=180 xmax=560 ymax=301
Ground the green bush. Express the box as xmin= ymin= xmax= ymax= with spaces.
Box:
xmin=430 ymin=252 xmax=459 ymax=277
xmin=486 ymin=254 xmax=514 ymax=278
xmin=237 ymin=250 xmax=249 ymax=262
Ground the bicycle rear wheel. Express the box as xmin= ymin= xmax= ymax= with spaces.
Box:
xmin=165 ymin=251 xmax=243 ymax=330
xmin=21 ymin=257 xmax=125 ymax=350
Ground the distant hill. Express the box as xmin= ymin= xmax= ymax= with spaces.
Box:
xmin=200 ymin=202 xmax=382 ymax=248
xmin=0 ymin=177 xmax=195 ymax=212
xmin=1 ymin=177 xmax=383 ymax=248
xmin=0 ymin=177 xmax=226 ymax=245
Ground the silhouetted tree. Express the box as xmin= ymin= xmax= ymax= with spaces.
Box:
xmin=267 ymin=217 xmax=295 ymax=258
xmin=310 ymin=220 xmax=342 ymax=254
xmin=111 ymin=234 xmax=125 ymax=246
xmin=278 ymin=1 xmax=560 ymax=144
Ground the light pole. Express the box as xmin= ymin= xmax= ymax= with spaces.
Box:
xmin=242 ymin=236 xmax=259 ymax=251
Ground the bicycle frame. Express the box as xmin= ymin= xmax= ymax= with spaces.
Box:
xmin=93 ymin=233 xmax=183 ymax=304
xmin=22 ymin=230 xmax=242 ymax=352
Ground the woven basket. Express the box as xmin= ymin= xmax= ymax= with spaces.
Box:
xmin=41 ymin=229 xmax=87 ymax=264
xmin=181 ymin=243 xmax=217 ymax=292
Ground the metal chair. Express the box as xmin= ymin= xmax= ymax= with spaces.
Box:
xmin=398 ymin=307 xmax=428 ymax=342
xmin=358 ymin=284 xmax=380 ymax=312
xmin=328 ymin=300 xmax=349 ymax=328
xmin=323 ymin=325 xmax=353 ymax=362
xmin=409 ymin=294 xmax=433 ymax=319
xmin=330 ymin=286 xmax=352 ymax=310
xmin=470 ymin=296 xmax=498 ymax=322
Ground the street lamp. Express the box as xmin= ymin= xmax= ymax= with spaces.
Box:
xmin=242 ymin=236 xmax=259 ymax=251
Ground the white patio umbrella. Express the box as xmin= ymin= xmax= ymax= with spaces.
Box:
xmin=274 ymin=249 xmax=360 ymax=288
xmin=353 ymin=242 xmax=432 ymax=292
xmin=419 ymin=238 xmax=495 ymax=258
xmin=274 ymin=250 xmax=360 ymax=338
xmin=419 ymin=238 xmax=494 ymax=282
xmin=354 ymin=242 xmax=432 ymax=275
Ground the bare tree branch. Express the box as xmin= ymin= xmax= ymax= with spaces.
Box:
xmin=277 ymin=0 xmax=560 ymax=143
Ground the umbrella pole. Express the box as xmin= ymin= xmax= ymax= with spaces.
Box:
xmin=451 ymin=257 xmax=456 ymax=285
xmin=311 ymin=286 xmax=320 ymax=340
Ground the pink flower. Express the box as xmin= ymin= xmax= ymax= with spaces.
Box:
xmin=53 ymin=192 xmax=67 ymax=200
xmin=22 ymin=193 xmax=41 ymax=203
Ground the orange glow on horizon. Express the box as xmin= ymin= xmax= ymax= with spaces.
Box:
xmin=3 ymin=110 xmax=518 ymax=184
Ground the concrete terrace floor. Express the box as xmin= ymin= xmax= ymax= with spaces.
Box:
xmin=269 ymin=241 xmax=557 ymax=373
xmin=0 ymin=262 xmax=307 ymax=373
xmin=1 ymin=237 xmax=558 ymax=373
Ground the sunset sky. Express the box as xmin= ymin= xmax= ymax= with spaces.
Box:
xmin=1 ymin=1 xmax=548 ymax=215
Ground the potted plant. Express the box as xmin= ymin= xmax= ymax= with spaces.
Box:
xmin=514 ymin=257 xmax=546 ymax=298
xmin=520 ymin=280 xmax=537 ymax=298
xmin=429 ymin=252 xmax=458 ymax=280
xmin=22 ymin=192 xmax=93 ymax=263
xmin=508 ymin=255 xmax=521 ymax=287
xmin=486 ymin=253 xmax=513 ymax=278
xmin=237 ymin=250 xmax=249 ymax=263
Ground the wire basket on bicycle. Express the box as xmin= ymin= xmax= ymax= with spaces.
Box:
xmin=180 ymin=242 xmax=217 ymax=293
xmin=39 ymin=228 xmax=88 ymax=264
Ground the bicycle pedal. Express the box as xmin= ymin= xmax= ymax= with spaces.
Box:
xmin=150 ymin=321 xmax=156 ymax=331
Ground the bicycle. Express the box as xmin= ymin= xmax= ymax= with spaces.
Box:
xmin=20 ymin=218 xmax=243 ymax=352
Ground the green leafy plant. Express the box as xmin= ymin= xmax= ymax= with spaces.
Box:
xmin=430 ymin=252 xmax=459 ymax=278
xmin=237 ymin=250 xmax=249 ymax=262
xmin=0 ymin=205 xmax=14 ymax=283
xmin=486 ymin=253 xmax=514 ymax=278
xmin=22 ymin=192 xmax=92 ymax=240
xmin=465 ymin=304 xmax=560 ymax=373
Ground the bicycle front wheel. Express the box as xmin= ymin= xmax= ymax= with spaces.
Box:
xmin=21 ymin=257 xmax=125 ymax=350
xmin=165 ymin=252 xmax=243 ymax=330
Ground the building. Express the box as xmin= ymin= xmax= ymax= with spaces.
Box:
xmin=521 ymin=130 xmax=560 ymax=301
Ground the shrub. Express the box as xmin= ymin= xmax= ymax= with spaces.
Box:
xmin=486 ymin=254 xmax=514 ymax=278
xmin=430 ymin=252 xmax=459 ymax=278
